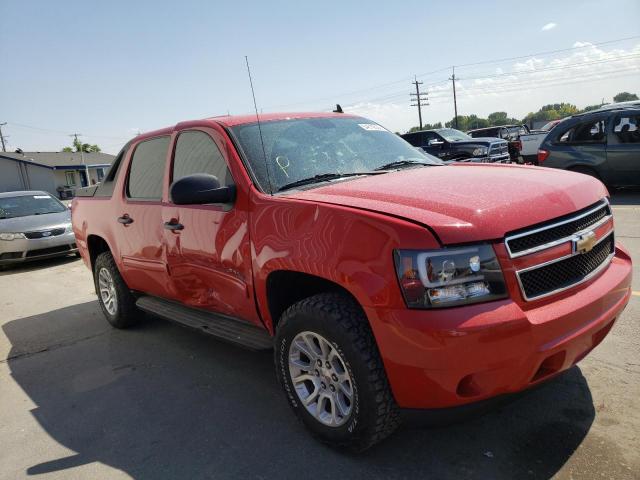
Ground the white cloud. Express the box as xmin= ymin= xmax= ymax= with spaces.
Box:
xmin=345 ymin=42 xmax=640 ymax=133
xmin=541 ymin=22 xmax=557 ymax=31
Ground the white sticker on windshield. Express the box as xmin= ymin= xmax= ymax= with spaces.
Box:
xmin=33 ymin=195 xmax=50 ymax=199
xmin=358 ymin=123 xmax=386 ymax=132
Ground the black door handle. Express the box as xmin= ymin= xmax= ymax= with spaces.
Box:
xmin=164 ymin=220 xmax=184 ymax=231
xmin=117 ymin=215 xmax=134 ymax=225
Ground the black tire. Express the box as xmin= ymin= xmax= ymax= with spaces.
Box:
xmin=275 ymin=293 xmax=399 ymax=451
xmin=93 ymin=251 xmax=140 ymax=328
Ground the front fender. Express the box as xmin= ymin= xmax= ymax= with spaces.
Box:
xmin=249 ymin=192 xmax=439 ymax=330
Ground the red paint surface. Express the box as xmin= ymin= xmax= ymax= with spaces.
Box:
xmin=72 ymin=113 xmax=633 ymax=410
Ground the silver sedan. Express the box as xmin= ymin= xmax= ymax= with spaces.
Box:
xmin=0 ymin=191 xmax=78 ymax=267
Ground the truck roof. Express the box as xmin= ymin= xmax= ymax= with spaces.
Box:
xmin=133 ymin=112 xmax=359 ymax=143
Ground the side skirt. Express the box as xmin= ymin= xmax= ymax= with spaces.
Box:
xmin=136 ymin=295 xmax=273 ymax=350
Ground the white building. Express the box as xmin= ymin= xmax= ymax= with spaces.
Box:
xmin=0 ymin=151 xmax=115 ymax=199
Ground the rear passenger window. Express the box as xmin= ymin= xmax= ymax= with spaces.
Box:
xmin=558 ymin=119 xmax=607 ymax=144
xmin=172 ymin=131 xmax=232 ymax=185
xmin=612 ymin=115 xmax=640 ymax=144
xmin=127 ymin=136 xmax=170 ymax=200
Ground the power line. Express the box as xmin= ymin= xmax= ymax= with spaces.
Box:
xmin=430 ymin=69 xmax=640 ymax=100
xmin=453 ymin=35 xmax=640 ymax=69
xmin=457 ymin=54 xmax=640 ymax=81
xmin=266 ymin=35 xmax=639 ymax=111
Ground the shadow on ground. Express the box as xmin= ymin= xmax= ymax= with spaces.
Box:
xmin=0 ymin=255 xmax=80 ymax=276
xmin=3 ymin=302 xmax=596 ymax=479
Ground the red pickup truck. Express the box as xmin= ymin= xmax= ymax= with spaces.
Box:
xmin=72 ymin=112 xmax=632 ymax=451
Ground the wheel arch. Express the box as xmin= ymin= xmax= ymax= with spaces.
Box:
xmin=265 ymin=270 xmax=363 ymax=333
xmin=86 ymin=234 xmax=113 ymax=271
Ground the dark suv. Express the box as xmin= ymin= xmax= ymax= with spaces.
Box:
xmin=538 ymin=108 xmax=640 ymax=187
xmin=401 ymin=128 xmax=510 ymax=163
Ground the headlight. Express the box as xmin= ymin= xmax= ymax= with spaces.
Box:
xmin=394 ymin=245 xmax=507 ymax=308
xmin=0 ymin=233 xmax=26 ymax=241
xmin=472 ymin=147 xmax=488 ymax=157
xmin=65 ymin=223 xmax=73 ymax=233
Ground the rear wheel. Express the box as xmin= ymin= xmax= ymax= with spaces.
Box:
xmin=93 ymin=251 xmax=140 ymax=328
xmin=275 ymin=293 xmax=399 ymax=451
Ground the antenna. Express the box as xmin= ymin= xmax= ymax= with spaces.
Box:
xmin=245 ymin=56 xmax=274 ymax=195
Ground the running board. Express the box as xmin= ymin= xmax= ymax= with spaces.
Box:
xmin=136 ymin=296 xmax=273 ymax=350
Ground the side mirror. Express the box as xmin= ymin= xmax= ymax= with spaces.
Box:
xmin=428 ymin=139 xmax=444 ymax=146
xmin=170 ymin=174 xmax=236 ymax=205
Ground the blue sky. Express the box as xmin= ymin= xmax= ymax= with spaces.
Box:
xmin=1 ymin=0 xmax=639 ymax=153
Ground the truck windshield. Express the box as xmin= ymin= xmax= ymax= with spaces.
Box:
xmin=0 ymin=194 xmax=66 ymax=219
xmin=231 ymin=117 xmax=442 ymax=192
xmin=437 ymin=129 xmax=472 ymax=142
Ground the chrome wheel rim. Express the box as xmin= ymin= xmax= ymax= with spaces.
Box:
xmin=98 ymin=268 xmax=118 ymax=315
xmin=288 ymin=331 xmax=354 ymax=427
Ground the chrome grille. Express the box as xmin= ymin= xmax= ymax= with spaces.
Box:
xmin=24 ymin=228 xmax=66 ymax=239
xmin=505 ymin=200 xmax=611 ymax=258
xmin=517 ymin=233 xmax=614 ymax=300
xmin=507 ymin=199 xmax=614 ymax=301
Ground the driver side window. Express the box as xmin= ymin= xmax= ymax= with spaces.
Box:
xmin=172 ymin=131 xmax=233 ymax=185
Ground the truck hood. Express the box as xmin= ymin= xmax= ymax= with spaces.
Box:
xmin=458 ymin=137 xmax=504 ymax=144
xmin=286 ymin=164 xmax=608 ymax=245
xmin=0 ymin=210 xmax=71 ymax=234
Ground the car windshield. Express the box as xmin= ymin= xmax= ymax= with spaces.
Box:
xmin=231 ymin=116 xmax=442 ymax=192
xmin=0 ymin=194 xmax=66 ymax=219
xmin=437 ymin=128 xmax=471 ymax=142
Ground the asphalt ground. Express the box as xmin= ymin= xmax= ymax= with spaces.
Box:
xmin=0 ymin=190 xmax=638 ymax=480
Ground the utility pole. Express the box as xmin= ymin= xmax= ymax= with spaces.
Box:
xmin=410 ymin=76 xmax=428 ymax=130
xmin=70 ymin=133 xmax=90 ymax=187
xmin=0 ymin=123 xmax=7 ymax=152
xmin=449 ymin=67 xmax=459 ymax=129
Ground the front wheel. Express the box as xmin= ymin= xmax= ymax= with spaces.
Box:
xmin=93 ymin=251 xmax=140 ymax=328
xmin=275 ymin=293 xmax=399 ymax=451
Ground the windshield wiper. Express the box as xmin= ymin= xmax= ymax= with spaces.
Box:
xmin=278 ymin=172 xmax=382 ymax=192
xmin=374 ymin=159 xmax=431 ymax=171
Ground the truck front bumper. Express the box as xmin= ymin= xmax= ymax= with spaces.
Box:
xmin=365 ymin=244 xmax=632 ymax=409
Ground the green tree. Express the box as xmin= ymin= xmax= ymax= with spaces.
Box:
xmin=523 ymin=103 xmax=579 ymax=125
xmin=613 ymin=91 xmax=639 ymax=102
xmin=62 ymin=138 xmax=101 ymax=153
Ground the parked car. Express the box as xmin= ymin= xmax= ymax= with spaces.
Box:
xmin=0 ymin=190 xmax=78 ymax=267
xmin=467 ymin=125 xmax=528 ymax=162
xmin=401 ymin=128 xmax=511 ymax=163
xmin=538 ymin=107 xmax=640 ymax=187
xmin=72 ymin=112 xmax=632 ymax=451
xmin=519 ymin=119 xmax=567 ymax=163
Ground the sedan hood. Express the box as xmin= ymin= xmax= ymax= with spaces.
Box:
xmin=286 ymin=164 xmax=608 ymax=245
xmin=0 ymin=210 xmax=71 ymax=234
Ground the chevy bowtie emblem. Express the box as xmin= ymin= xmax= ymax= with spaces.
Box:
xmin=573 ymin=231 xmax=597 ymax=254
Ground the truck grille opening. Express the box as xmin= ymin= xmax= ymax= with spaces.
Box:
xmin=518 ymin=233 xmax=614 ymax=300
xmin=24 ymin=228 xmax=66 ymax=239
xmin=506 ymin=201 xmax=610 ymax=257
